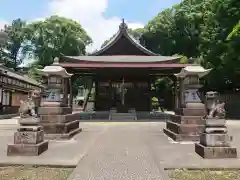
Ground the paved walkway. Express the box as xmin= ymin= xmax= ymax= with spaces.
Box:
xmin=1 ymin=121 xmax=240 ymax=179
xmin=68 ymin=122 xmax=169 ymax=180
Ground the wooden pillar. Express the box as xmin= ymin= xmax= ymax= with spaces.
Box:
xmin=149 ymin=75 xmax=153 ymax=111
xmin=94 ymin=76 xmax=98 ymax=111
xmin=173 ymin=77 xmax=178 ymax=110
xmin=69 ymin=77 xmax=73 ymax=108
xmin=62 ymin=78 xmax=68 ymax=106
xmin=179 ymin=77 xmax=185 ymax=108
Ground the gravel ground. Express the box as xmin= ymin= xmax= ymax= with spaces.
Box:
xmin=0 ymin=166 xmax=73 ymax=180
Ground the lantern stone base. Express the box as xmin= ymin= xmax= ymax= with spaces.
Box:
xmin=44 ymin=127 xmax=82 ymax=140
xmin=39 ymin=106 xmax=82 ymax=140
xmin=163 ymin=128 xmax=201 ymax=141
xmin=164 ymin=105 xmax=205 ymax=141
xmin=7 ymin=126 xmax=48 ymax=156
xmin=195 ymin=143 xmax=237 ymax=159
xmin=38 ymin=107 xmax=72 ymax=115
xmin=42 ymin=120 xmax=82 ymax=140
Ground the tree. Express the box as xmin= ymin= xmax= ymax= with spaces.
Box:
xmin=141 ymin=8 xmax=177 ymax=55
xmin=140 ymin=0 xmax=240 ymax=92
xmin=25 ymin=16 xmax=93 ymax=95
xmin=27 ymin=60 xmax=44 ymax=82
xmin=25 ymin=15 xmax=92 ymax=67
xmin=0 ymin=19 xmax=29 ymax=70
xmin=199 ymin=0 xmax=240 ymax=91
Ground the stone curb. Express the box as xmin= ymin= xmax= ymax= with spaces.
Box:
xmin=0 ymin=162 xmax=77 ymax=168
xmin=164 ymin=167 xmax=240 ymax=170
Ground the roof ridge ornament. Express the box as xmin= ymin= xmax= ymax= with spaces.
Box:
xmin=119 ymin=18 xmax=128 ymax=30
xmin=53 ymin=57 xmax=60 ymax=66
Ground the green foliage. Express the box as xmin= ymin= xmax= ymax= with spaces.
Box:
xmin=27 ymin=60 xmax=44 ymax=82
xmin=25 ymin=15 xmax=92 ymax=67
xmin=152 ymin=97 xmax=159 ymax=110
xmin=141 ymin=0 xmax=240 ymax=92
xmin=0 ymin=19 xmax=30 ymax=70
xmin=23 ymin=16 xmax=93 ymax=94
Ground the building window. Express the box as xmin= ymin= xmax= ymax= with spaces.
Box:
xmin=8 ymin=78 xmax=12 ymax=84
xmin=2 ymin=90 xmax=10 ymax=105
xmin=3 ymin=77 xmax=7 ymax=83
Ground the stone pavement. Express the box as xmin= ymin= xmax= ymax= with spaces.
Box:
xmin=68 ymin=122 xmax=169 ymax=180
xmin=0 ymin=121 xmax=240 ymax=179
xmin=0 ymin=123 xmax=108 ymax=166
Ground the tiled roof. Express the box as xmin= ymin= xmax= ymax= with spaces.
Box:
xmin=90 ymin=20 xmax=157 ymax=56
xmin=63 ymin=55 xmax=180 ymax=63
xmin=0 ymin=64 xmax=42 ymax=87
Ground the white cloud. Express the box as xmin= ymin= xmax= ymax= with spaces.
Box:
xmin=47 ymin=0 xmax=144 ymax=53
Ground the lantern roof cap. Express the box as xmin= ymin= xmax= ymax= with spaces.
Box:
xmin=174 ymin=64 xmax=211 ymax=78
xmin=39 ymin=57 xmax=73 ymax=78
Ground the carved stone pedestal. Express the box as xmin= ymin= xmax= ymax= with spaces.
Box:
xmin=7 ymin=126 xmax=48 ymax=156
xmin=163 ymin=104 xmax=205 ymax=141
xmin=195 ymin=143 xmax=237 ymax=159
xmin=195 ymin=118 xmax=237 ymax=159
xmin=38 ymin=106 xmax=82 ymax=140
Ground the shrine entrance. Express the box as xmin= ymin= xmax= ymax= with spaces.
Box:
xmin=111 ymin=77 xmax=135 ymax=113
xmin=95 ymin=72 xmax=151 ymax=112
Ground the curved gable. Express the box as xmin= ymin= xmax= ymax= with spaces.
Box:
xmin=91 ymin=20 xmax=157 ymax=56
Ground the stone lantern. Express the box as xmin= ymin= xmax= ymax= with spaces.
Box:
xmin=38 ymin=57 xmax=82 ymax=140
xmin=175 ymin=65 xmax=211 ymax=110
xmin=163 ymin=65 xmax=212 ymax=142
xmin=40 ymin=57 xmax=73 ymax=107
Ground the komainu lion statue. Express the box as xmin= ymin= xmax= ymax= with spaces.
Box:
xmin=19 ymin=90 xmax=41 ymax=118
xmin=207 ymin=100 xmax=226 ymax=119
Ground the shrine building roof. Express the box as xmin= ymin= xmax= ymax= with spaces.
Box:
xmin=59 ymin=19 xmax=187 ymax=68
xmin=61 ymin=55 xmax=180 ymax=63
xmin=90 ymin=19 xmax=157 ymax=56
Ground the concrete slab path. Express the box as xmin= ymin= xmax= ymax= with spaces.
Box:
xmin=0 ymin=121 xmax=240 ymax=179
xmin=68 ymin=122 xmax=169 ymax=180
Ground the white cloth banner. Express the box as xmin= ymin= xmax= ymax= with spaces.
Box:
xmin=46 ymin=89 xmax=61 ymax=101
xmin=184 ymin=89 xmax=201 ymax=103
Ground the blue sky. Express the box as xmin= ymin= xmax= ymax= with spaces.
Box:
xmin=0 ymin=0 xmax=181 ymax=24
xmin=0 ymin=0 xmax=181 ymax=52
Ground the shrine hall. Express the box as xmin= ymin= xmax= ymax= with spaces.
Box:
xmin=59 ymin=20 xmax=190 ymax=114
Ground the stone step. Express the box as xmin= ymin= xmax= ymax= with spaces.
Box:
xmin=111 ymin=113 xmax=135 ymax=116
xmin=110 ymin=116 xmax=136 ymax=120
xmin=110 ymin=112 xmax=137 ymax=120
